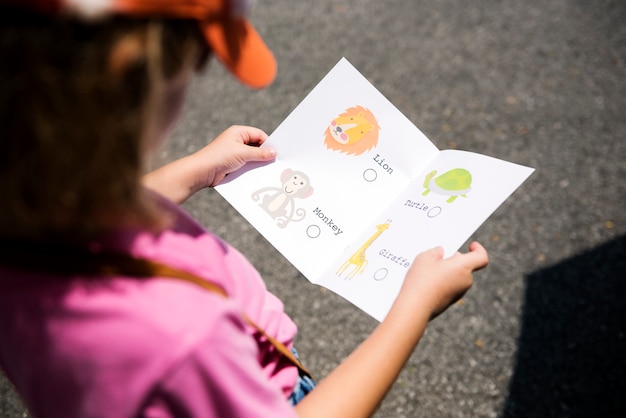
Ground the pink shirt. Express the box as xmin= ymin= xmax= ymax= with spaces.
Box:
xmin=0 ymin=197 xmax=299 ymax=417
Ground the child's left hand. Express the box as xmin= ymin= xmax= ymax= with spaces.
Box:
xmin=142 ymin=125 xmax=276 ymax=204
xmin=195 ymin=125 xmax=276 ymax=187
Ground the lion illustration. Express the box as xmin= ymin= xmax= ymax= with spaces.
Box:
xmin=324 ymin=105 xmax=380 ymax=156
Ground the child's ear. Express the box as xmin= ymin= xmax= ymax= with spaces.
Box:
xmin=107 ymin=33 xmax=146 ymax=76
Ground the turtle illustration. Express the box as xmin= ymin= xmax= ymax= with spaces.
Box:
xmin=422 ymin=168 xmax=472 ymax=203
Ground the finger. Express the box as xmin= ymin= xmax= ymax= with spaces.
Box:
xmin=471 ymin=241 xmax=488 ymax=253
xmin=239 ymin=126 xmax=269 ymax=146
xmin=239 ymin=145 xmax=276 ymax=163
xmin=259 ymin=147 xmax=277 ymax=160
xmin=414 ymin=246 xmax=444 ymax=263
xmin=461 ymin=242 xmax=489 ymax=270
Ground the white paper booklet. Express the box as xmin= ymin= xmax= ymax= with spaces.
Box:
xmin=216 ymin=58 xmax=534 ymax=321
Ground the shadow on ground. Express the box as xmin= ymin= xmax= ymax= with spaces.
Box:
xmin=504 ymin=235 xmax=626 ymax=417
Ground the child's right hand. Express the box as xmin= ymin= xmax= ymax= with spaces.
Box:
xmin=396 ymin=241 xmax=489 ymax=320
xmin=295 ymin=242 xmax=488 ymax=418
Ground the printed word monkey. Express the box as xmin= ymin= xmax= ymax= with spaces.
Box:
xmin=252 ymin=169 xmax=314 ymax=228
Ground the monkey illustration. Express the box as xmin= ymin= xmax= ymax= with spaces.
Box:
xmin=251 ymin=169 xmax=314 ymax=228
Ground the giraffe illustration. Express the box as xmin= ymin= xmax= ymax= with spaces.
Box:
xmin=337 ymin=220 xmax=391 ymax=280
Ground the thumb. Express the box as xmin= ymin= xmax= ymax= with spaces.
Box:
xmin=448 ymin=241 xmax=489 ymax=271
xmin=242 ymin=145 xmax=276 ymax=163
xmin=424 ymin=245 xmax=445 ymax=260
xmin=467 ymin=241 xmax=489 ymax=270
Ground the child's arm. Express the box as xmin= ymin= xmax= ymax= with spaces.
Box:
xmin=295 ymin=242 xmax=489 ymax=418
xmin=142 ymin=125 xmax=276 ymax=204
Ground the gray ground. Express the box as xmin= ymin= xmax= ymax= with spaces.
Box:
xmin=2 ymin=0 xmax=625 ymax=417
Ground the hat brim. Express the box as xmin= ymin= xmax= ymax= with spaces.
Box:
xmin=202 ymin=18 xmax=276 ymax=89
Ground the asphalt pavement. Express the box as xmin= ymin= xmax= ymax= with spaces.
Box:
xmin=2 ymin=0 xmax=625 ymax=417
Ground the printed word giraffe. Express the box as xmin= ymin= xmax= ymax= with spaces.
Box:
xmin=336 ymin=220 xmax=391 ymax=280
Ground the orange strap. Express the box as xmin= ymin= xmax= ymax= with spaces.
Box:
xmin=0 ymin=244 xmax=313 ymax=380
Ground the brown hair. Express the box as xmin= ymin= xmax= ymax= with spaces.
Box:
xmin=0 ymin=10 xmax=208 ymax=242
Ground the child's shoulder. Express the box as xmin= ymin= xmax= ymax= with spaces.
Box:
xmin=0 ymin=270 xmax=255 ymax=416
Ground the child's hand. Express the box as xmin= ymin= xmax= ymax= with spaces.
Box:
xmin=192 ymin=125 xmax=276 ymax=187
xmin=295 ymin=242 xmax=488 ymax=417
xmin=143 ymin=126 xmax=276 ymax=204
xmin=396 ymin=242 xmax=489 ymax=320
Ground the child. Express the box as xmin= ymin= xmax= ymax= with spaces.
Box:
xmin=0 ymin=1 xmax=489 ymax=417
